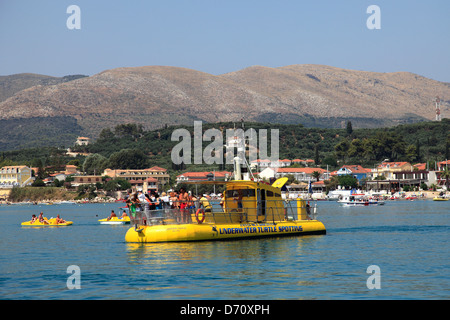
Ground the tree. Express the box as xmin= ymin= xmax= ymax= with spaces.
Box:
xmin=445 ymin=138 xmax=450 ymax=161
xmin=67 ymin=159 xmax=80 ymax=167
xmin=114 ymin=123 xmax=144 ymax=140
xmin=322 ymin=155 xmax=337 ymax=168
xmin=53 ymin=178 xmax=64 ymax=187
xmin=285 ymin=174 xmax=297 ymax=185
xmin=335 ymin=139 xmax=350 ymax=164
xmin=405 ymin=145 xmax=417 ymax=163
xmin=83 ymin=154 xmax=109 ymax=175
xmin=337 ymin=175 xmax=358 ymax=189
xmin=314 ymin=144 xmax=320 ymax=165
xmin=108 ymin=149 xmax=149 ymax=169
xmin=415 ymin=139 xmax=421 ymax=162
xmin=311 ymin=171 xmax=321 ymax=182
xmin=346 ymin=121 xmax=353 ymax=136
xmin=348 ymin=138 xmax=364 ymax=159
xmin=32 ymin=179 xmax=45 ymax=187
xmin=104 ymin=179 xmax=132 ymax=191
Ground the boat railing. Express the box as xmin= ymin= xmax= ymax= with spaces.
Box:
xmin=128 ymin=198 xmax=317 ymax=227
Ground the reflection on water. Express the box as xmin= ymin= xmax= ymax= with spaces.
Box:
xmin=124 ymin=235 xmax=328 ymax=299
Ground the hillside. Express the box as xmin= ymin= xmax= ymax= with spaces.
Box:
xmin=0 ymin=65 xmax=449 ymax=150
xmin=74 ymin=120 xmax=450 ymax=170
xmin=2 ymin=121 xmax=449 ymax=177
xmin=0 ymin=73 xmax=87 ymax=102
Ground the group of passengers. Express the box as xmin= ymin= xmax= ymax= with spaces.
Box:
xmin=121 ymin=188 xmax=213 ymax=224
xmin=30 ymin=212 xmax=66 ymax=224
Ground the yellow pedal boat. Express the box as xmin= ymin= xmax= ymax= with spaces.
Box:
xmin=21 ymin=217 xmax=73 ymax=227
xmin=433 ymin=197 xmax=449 ymax=201
xmin=125 ymin=178 xmax=326 ymax=243
xmin=98 ymin=216 xmax=131 ymax=225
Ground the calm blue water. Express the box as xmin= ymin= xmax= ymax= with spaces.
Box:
xmin=0 ymin=200 xmax=448 ymax=300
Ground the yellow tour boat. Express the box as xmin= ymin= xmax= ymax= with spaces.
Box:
xmin=21 ymin=217 xmax=73 ymax=227
xmin=125 ymin=178 xmax=326 ymax=243
xmin=98 ymin=216 xmax=131 ymax=225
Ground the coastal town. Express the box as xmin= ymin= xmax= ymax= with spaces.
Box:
xmin=1 ymin=135 xmax=448 ymax=204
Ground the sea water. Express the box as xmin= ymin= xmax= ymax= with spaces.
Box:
xmin=0 ymin=200 xmax=448 ymax=300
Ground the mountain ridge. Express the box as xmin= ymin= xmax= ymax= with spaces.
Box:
xmin=0 ymin=64 xmax=448 ymax=140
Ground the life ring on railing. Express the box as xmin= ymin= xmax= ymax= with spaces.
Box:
xmin=195 ymin=208 xmax=206 ymax=224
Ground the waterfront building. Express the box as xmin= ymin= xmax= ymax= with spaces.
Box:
xmin=176 ymin=171 xmax=232 ymax=184
xmin=103 ymin=166 xmax=170 ymax=190
xmin=0 ymin=166 xmax=33 ymax=187
xmin=437 ymin=160 xmax=450 ymax=171
xmin=336 ymin=165 xmax=372 ymax=183
xmin=250 ymin=158 xmax=315 ymax=170
xmin=71 ymin=175 xmax=103 ymax=187
xmin=273 ymin=167 xmax=327 ymax=182
xmin=372 ymin=162 xmax=413 ymax=180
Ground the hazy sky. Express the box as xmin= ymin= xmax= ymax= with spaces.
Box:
xmin=1 ymin=0 xmax=449 ymax=82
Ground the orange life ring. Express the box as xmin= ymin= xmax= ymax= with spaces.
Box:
xmin=195 ymin=208 xmax=206 ymax=224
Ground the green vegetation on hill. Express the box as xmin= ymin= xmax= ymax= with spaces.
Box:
xmin=74 ymin=120 xmax=449 ymax=170
xmin=0 ymin=116 xmax=83 ymax=151
xmin=1 ymin=120 xmax=449 ymax=179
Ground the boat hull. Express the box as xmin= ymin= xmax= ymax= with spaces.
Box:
xmin=98 ymin=217 xmax=130 ymax=225
xmin=125 ymin=220 xmax=326 ymax=243
xmin=433 ymin=198 xmax=449 ymax=201
xmin=21 ymin=219 xmax=73 ymax=227
xmin=338 ymin=201 xmax=384 ymax=206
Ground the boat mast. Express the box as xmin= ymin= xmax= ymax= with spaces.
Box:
xmin=226 ymin=121 xmax=254 ymax=181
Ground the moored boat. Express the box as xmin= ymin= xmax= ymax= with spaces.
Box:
xmin=337 ymin=194 xmax=385 ymax=206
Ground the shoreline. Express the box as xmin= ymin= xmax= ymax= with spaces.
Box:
xmin=1 ymin=191 xmax=446 ymax=205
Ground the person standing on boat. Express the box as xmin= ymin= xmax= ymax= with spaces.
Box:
xmin=152 ymin=191 xmax=162 ymax=210
xmin=169 ymin=191 xmax=178 ymax=209
xmin=160 ymin=192 xmax=169 ymax=208
xmin=142 ymin=193 xmax=152 ymax=225
xmin=200 ymin=194 xmax=212 ymax=212
xmin=306 ymin=201 xmax=311 ymax=219
xmin=137 ymin=189 xmax=146 ymax=205
xmin=178 ymin=188 xmax=189 ymax=223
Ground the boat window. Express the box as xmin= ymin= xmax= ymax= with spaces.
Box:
xmin=225 ymin=189 xmax=255 ymax=198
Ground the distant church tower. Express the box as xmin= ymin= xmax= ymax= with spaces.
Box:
xmin=435 ymin=97 xmax=442 ymax=121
